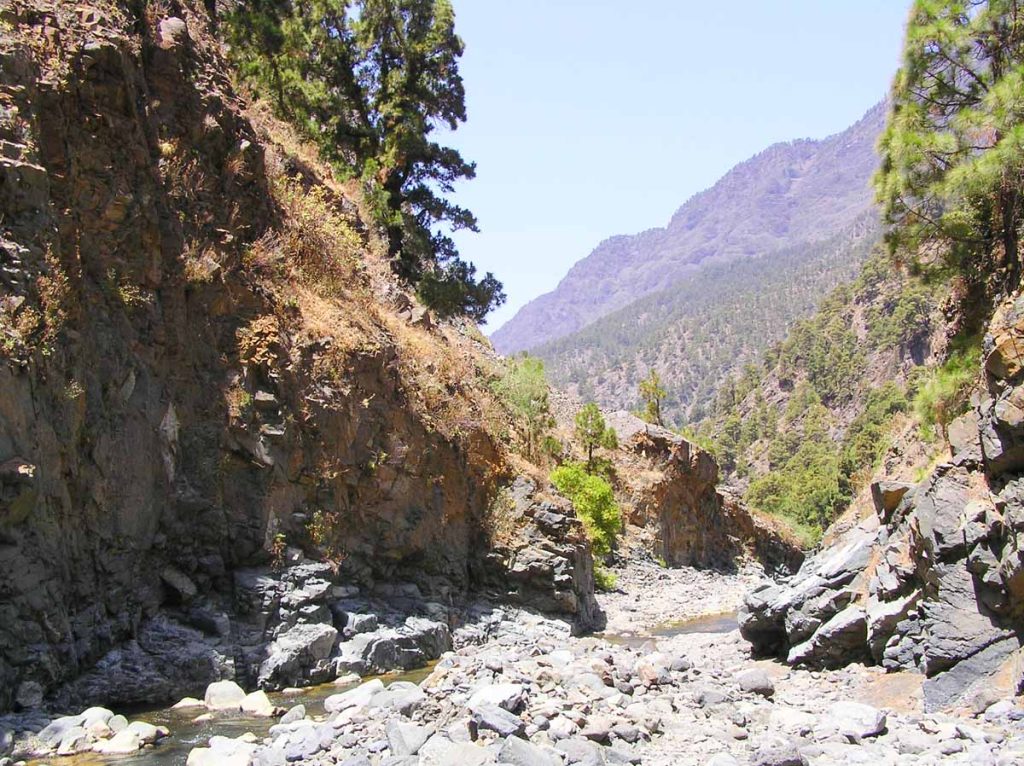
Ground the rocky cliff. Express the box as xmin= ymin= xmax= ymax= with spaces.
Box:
xmin=739 ymin=290 xmax=1024 ymax=711
xmin=0 ymin=1 xmax=597 ymax=713
xmin=605 ymin=412 xmax=801 ymax=573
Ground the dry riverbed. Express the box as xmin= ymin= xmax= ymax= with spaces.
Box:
xmin=7 ymin=561 xmax=1024 ymax=766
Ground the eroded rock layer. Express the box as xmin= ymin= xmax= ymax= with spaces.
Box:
xmin=740 ymin=291 xmax=1024 ymax=711
xmin=0 ymin=2 xmax=598 ymax=712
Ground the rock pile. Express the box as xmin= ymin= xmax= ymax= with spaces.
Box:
xmin=9 ymin=706 xmax=167 ymax=759
xmin=740 ymin=291 xmax=1024 ymax=711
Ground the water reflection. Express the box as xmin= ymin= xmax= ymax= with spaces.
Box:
xmin=27 ymin=664 xmax=437 ymax=766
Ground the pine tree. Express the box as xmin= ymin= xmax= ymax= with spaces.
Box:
xmin=492 ymin=355 xmax=553 ymax=460
xmin=574 ymin=403 xmax=618 ymax=474
xmin=225 ymin=0 xmax=505 ymax=321
xmin=875 ymin=0 xmax=1024 ymax=283
xmin=638 ymin=369 xmax=666 ymax=426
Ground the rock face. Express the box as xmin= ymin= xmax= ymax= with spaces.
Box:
xmin=0 ymin=3 xmax=598 ymax=711
xmin=740 ymin=291 xmax=1024 ymax=709
xmin=606 ymin=412 xmax=802 ymax=572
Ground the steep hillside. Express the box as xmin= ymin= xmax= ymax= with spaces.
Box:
xmin=0 ymin=0 xmax=598 ymax=711
xmin=0 ymin=0 xmax=797 ymax=715
xmin=537 ymin=213 xmax=880 ymax=424
xmin=492 ymin=102 xmax=885 ymax=354
xmin=695 ymin=246 xmax=954 ymax=541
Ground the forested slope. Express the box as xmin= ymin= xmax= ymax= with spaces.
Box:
xmin=536 ymin=214 xmax=881 ymax=424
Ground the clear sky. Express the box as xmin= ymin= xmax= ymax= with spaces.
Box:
xmin=441 ymin=0 xmax=915 ymax=331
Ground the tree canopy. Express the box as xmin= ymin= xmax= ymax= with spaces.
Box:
xmin=574 ymin=403 xmax=618 ymax=474
xmin=639 ymin=369 xmax=666 ymax=426
xmin=875 ymin=0 xmax=1024 ymax=284
xmin=491 ymin=354 xmax=553 ymax=460
xmin=226 ymin=0 xmax=505 ymax=321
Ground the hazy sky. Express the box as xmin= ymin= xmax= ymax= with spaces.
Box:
xmin=443 ymin=1 xmax=915 ymax=330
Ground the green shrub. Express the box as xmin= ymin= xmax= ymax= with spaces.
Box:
xmin=914 ymin=335 xmax=981 ymax=442
xmin=866 ymin=283 xmax=933 ymax=349
xmin=550 ymin=463 xmax=621 ymax=555
xmin=840 ymin=383 xmax=908 ymax=481
xmin=491 ymin=354 xmax=554 ymax=459
xmin=593 ymin=564 xmax=618 ymax=591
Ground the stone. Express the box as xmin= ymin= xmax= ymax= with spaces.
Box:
xmin=369 ymin=683 xmax=427 ymax=715
xmin=55 ymin=726 xmax=90 ymax=756
xmin=14 ymin=681 xmax=43 ymax=709
xmin=827 ymin=701 xmax=887 ymax=740
xmin=173 ymin=696 xmax=205 ymax=709
xmin=735 ymin=668 xmax=775 ymax=697
xmin=497 ymin=735 xmax=561 ymax=766
xmin=871 ymin=481 xmax=914 ymax=521
xmin=923 ymin=635 xmax=1022 ymax=712
xmin=93 ymin=729 xmax=142 ymax=754
xmin=280 ymin=705 xmax=306 ymax=725
xmin=548 ymin=715 xmax=577 ymax=741
xmin=580 ymin=714 xmax=614 ymax=742
xmin=258 ymin=623 xmax=338 ymax=689
xmin=611 ymin=722 xmax=641 ymax=742
xmin=420 ymin=741 xmax=495 ymax=766
xmin=787 ymin=605 xmax=868 ymax=668
xmin=205 ymin=680 xmax=247 ymax=710
xmin=125 ymin=721 xmax=168 ymax=745
xmin=38 ymin=716 xmax=85 ymax=747
xmin=469 ymin=703 xmax=525 ymax=737
xmin=187 ymin=735 xmax=258 ymax=766
xmin=79 ymin=707 xmax=115 ymax=729
xmin=752 ymin=735 xmax=808 ymax=766
xmin=948 ymin=411 xmax=983 ymax=464
xmin=866 ymin=593 xmax=920 ymax=662
xmin=56 ymin=617 xmax=232 ymax=708
xmin=161 ymin=566 xmax=198 ymax=602
xmin=240 ymin=690 xmax=278 ymax=717
xmin=556 ymin=736 xmax=604 ymax=765
xmin=706 ymin=756 xmax=741 ymax=766
xmin=332 ymin=618 xmax=451 ymax=676
xmin=156 ymin=17 xmax=189 ymax=50
xmin=386 ymin=721 xmax=431 ymax=756
xmin=467 ymin=683 xmax=525 ymax=713
xmin=325 ymin=679 xmax=385 ymax=713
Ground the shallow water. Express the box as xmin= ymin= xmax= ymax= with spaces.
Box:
xmin=599 ymin=610 xmax=738 ymax=648
xmin=26 ymin=663 xmax=437 ymax=766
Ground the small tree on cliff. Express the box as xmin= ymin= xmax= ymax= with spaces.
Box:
xmin=639 ymin=369 xmax=666 ymax=426
xmin=491 ymin=354 xmax=553 ymax=460
xmin=574 ymin=403 xmax=618 ymax=474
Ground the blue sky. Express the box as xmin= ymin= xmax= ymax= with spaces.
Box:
xmin=443 ymin=1 xmax=914 ymax=330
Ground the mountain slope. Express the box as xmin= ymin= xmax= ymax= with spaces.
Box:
xmin=492 ymin=102 xmax=885 ymax=354
xmin=536 ymin=213 xmax=881 ymax=424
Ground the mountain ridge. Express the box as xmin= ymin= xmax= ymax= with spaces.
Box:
xmin=491 ymin=101 xmax=887 ymax=354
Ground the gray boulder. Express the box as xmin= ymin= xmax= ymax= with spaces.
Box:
xmin=258 ymin=622 xmax=338 ymax=689
xmin=333 ymin=618 xmax=450 ymax=676
xmin=469 ymin=703 xmax=525 ymax=737
xmin=787 ymin=605 xmax=868 ymax=668
xmin=386 ymin=721 xmax=431 ymax=756
xmin=752 ymin=735 xmax=808 ymax=766
xmin=827 ymin=701 xmax=886 ymax=740
xmin=735 ymin=668 xmax=775 ymax=697
xmin=497 ymin=735 xmax=561 ymax=766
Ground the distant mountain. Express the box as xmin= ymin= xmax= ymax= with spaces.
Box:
xmin=536 ymin=215 xmax=881 ymax=424
xmin=491 ymin=102 xmax=886 ymax=354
